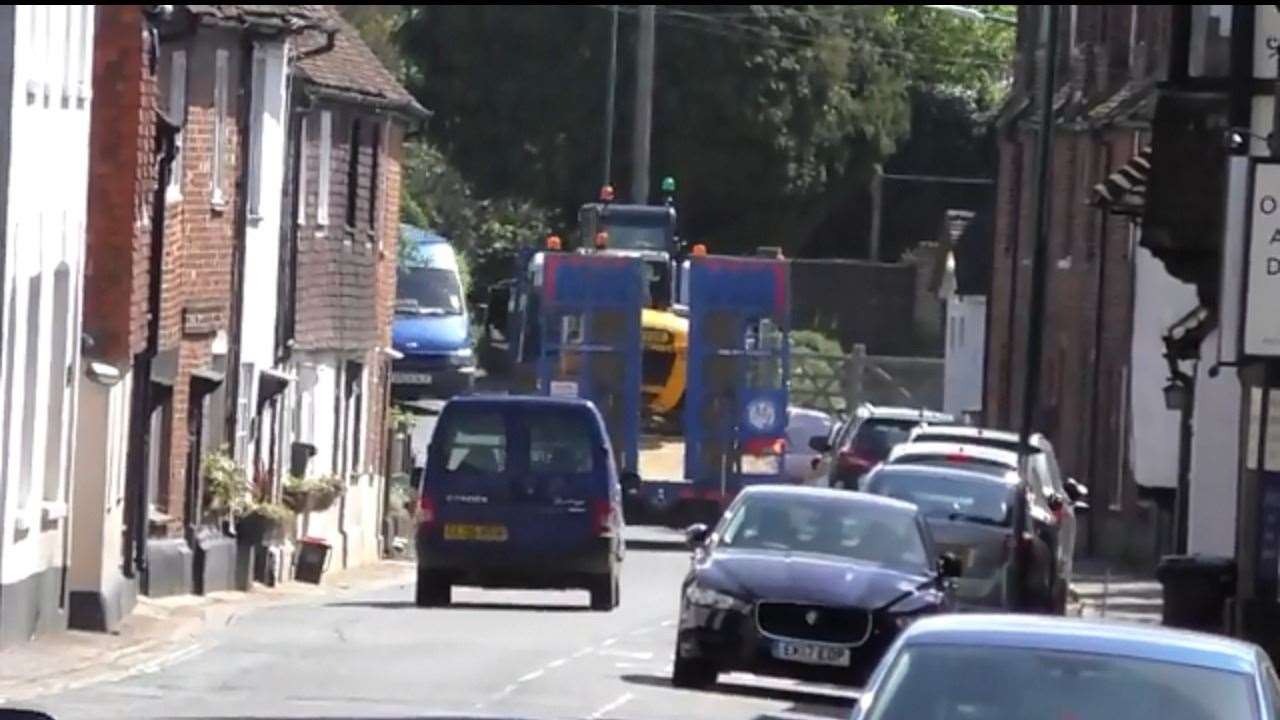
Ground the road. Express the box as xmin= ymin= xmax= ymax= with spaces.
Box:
xmin=23 ymin=539 xmax=856 ymax=720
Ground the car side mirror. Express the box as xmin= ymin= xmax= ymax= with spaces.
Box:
xmin=938 ymin=552 xmax=963 ymax=578
xmin=808 ymin=435 xmax=832 ymax=453
xmin=1072 ymin=500 xmax=1091 ymax=515
xmin=685 ymin=523 xmax=711 ymax=549
xmin=620 ymin=471 xmax=641 ymax=495
xmin=1064 ymin=477 xmax=1089 ymax=502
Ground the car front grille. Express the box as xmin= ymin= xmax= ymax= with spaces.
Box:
xmin=642 ymin=349 xmax=675 ymax=387
xmin=755 ymin=602 xmax=872 ymax=645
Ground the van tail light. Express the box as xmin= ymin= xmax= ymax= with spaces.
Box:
xmin=419 ymin=494 xmax=438 ymax=526
xmin=591 ymin=498 xmax=612 ymax=536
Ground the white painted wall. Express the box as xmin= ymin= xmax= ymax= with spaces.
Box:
xmin=238 ymin=39 xmax=288 ymax=373
xmin=0 ymin=5 xmax=95 ymax=589
xmin=1129 ymin=246 xmax=1198 ymax=489
xmin=69 ymin=371 xmax=131 ymax=592
xmin=1188 ymin=330 xmax=1241 ymax=556
xmin=943 ymin=295 xmax=986 ymax=417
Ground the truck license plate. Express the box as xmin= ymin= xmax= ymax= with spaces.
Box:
xmin=771 ymin=640 xmax=851 ymax=667
xmin=443 ymin=524 xmax=508 ymax=542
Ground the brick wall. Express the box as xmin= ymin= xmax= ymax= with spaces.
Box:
xmin=153 ymin=30 xmax=244 ymax=524
xmin=983 ymin=4 xmax=1171 ymax=564
xmin=84 ymin=5 xmax=157 ymax=366
xmin=366 ymin=121 xmax=404 ymax=473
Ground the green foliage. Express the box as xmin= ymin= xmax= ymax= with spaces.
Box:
xmin=202 ymin=446 xmax=250 ymax=518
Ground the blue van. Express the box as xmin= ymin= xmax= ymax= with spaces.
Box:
xmin=392 ymin=225 xmax=475 ymax=400
xmin=415 ymin=395 xmax=625 ymax=610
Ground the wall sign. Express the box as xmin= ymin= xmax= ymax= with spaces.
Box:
xmin=1245 ymin=163 xmax=1280 ymax=356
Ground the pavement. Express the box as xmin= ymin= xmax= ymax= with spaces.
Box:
xmin=1069 ymin=558 xmax=1163 ymax=625
xmin=12 ymin=533 xmax=855 ymax=720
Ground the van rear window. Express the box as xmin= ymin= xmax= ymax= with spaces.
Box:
xmin=530 ymin=410 xmax=595 ymax=474
xmin=442 ymin=409 xmax=507 ymax=473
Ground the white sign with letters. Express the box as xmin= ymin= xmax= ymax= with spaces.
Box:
xmin=1257 ymin=5 xmax=1280 ymax=79
xmin=1245 ymin=163 xmax=1280 ymax=356
xmin=549 ymin=380 xmax=579 ymax=398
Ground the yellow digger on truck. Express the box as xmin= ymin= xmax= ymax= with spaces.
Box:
xmin=579 ymin=180 xmax=687 ymax=428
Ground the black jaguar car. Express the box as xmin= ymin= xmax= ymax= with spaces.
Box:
xmin=672 ymin=485 xmax=961 ymax=688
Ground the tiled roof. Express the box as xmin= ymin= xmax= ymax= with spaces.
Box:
xmin=296 ymin=7 xmax=429 ymax=120
xmin=184 ymin=5 xmax=334 ymax=31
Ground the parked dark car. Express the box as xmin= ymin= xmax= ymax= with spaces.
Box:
xmin=862 ymin=463 xmax=1054 ymax=612
xmin=672 ymin=486 xmax=960 ymax=688
xmin=814 ymin=405 xmax=955 ymax=490
xmin=415 ymin=395 xmax=626 ymax=610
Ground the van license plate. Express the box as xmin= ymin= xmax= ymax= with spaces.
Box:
xmin=443 ymin=524 xmax=508 ymax=542
xmin=771 ymin=641 xmax=851 ymax=667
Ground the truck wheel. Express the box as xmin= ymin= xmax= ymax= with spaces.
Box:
xmin=672 ymin=653 xmax=717 ymax=689
xmin=415 ymin=569 xmax=451 ymax=607
xmin=589 ymin=570 xmax=619 ymax=611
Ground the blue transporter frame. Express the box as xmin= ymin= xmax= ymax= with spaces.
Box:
xmin=537 ymin=253 xmax=645 ymax=474
xmin=684 ymin=255 xmax=790 ymax=508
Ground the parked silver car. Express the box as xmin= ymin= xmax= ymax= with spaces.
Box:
xmin=862 ymin=462 xmax=1053 ymax=612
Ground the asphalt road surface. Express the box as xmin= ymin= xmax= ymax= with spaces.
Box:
xmin=23 ymin=538 xmax=857 ymax=720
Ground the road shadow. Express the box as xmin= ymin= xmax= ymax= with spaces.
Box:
xmin=622 ymin=672 xmax=854 ymax=712
xmin=325 ymin=600 xmax=589 ymax=613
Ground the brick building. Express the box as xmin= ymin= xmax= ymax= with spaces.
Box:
xmin=984 ymin=6 xmax=1183 ymax=567
xmin=142 ymin=5 xmax=331 ymax=597
xmin=69 ymin=4 xmax=166 ymax=633
xmin=279 ymin=9 xmax=427 ymax=568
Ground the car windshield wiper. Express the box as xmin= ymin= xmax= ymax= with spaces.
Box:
xmin=943 ymin=512 xmax=1006 ymax=528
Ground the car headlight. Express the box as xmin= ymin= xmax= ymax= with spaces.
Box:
xmin=450 ymin=347 xmax=474 ymax=364
xmin=685 ymin=585 xmax=748 ymax=611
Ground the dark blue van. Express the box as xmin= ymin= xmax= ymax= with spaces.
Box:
xmin=415 ymin=395 xmax=625 ymax=610
xmin=392 ymin=225 xmax=475 ymax=400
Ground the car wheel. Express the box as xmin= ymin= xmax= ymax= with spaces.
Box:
xmin=672 ymin=653 xmax=717 ymax=689
xmin=415 ymin=569 xmax=451 ymax=607
xmin=589 ymin=570 xmax=619 ymax=611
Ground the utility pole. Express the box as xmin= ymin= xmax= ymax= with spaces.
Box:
xmin=630 ymin=4 xmax=655 ymax=204
xmin=602 ymin=5 xmax=619 ymax=187
xmin=1018 ymin=4 xmax=1059 ymax=457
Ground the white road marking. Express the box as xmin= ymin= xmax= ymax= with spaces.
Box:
xmin=547 ymin=658 xmax=567 ymax=669
xmin=614 ymin=661 xmax=641 ymax=669
xmin=660 ymin=619 xmax=675 ymax=627
xmin=598 ymin=649 xmax=653 ymax=660
xmin=517 ymin=669 xmax=544 ymax=683
xmin=601 ymin=637 xmax=619 ymax=646
xmin=589 ymin=692 xmax=634 ymax=719
xmin=572 ymin=646 xmax=594 ymax=658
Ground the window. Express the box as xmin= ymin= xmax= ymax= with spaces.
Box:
xmin=61 ymin=5 xmax=74 ymax=107
xmin=246 ymin=49 xmax=267 ymax=218
xmin=235 ymin=363 xmax=255 ymax=465
xmin=442 ymin=410 xmax=507 ymax=474
xmin=43 ymin=264 xmax=71 ymax=502
xmin=317 ymin=111 xmax=331 ymax=228
xmin=76 ymin=5 xmax=90 ymax=103
xmin=166 ymin=50 xmax=187 ymax=201
xmin=368 ymin=120 xmax=382 ymax=231
xmin=346 ymin=119 xmax=361 ymax=228
xmin=530 ymin=411 xmax=595 ymax=474
xmin=212 ymin=48 xmax=229 ymax=206
xmin=146 ymin=398 xmax=172 ymax=509
xmin=296 ymin=113 xmax=309 ymax=225
xmin=18 ymin=274 xmax=41 ymax=508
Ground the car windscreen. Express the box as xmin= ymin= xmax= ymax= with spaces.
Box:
xmin=863 ymin=644 xmax=1258 ymax=720
xmin=439 ymin=408 xmax=507 ymax=474
xmin=865 ymin=469 xmax=1015 ymax=526
xmin=528 ymin=409 xmax=596 ymax=475
xmin=397 ymin=266 xmax=464 ymax=315
xmin=890 ymin=454 xmax=1014 ymax=474
xmin=850 ymin=420 xmax=920 ymax=460
xmin=912 ymin=432 xmax=1041 ymax=457
xmin=718 ymin=494 xmax=929 ymax=572
xmin=603 ymin=221 xmax=667 ymax=252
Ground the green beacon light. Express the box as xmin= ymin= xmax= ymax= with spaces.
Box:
xmin=661 ymin=176 xmax=676 ymax=194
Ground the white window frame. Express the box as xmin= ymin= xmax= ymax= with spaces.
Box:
xmin=246 ymin=48 xmax=267 ymax=219
xmin=77 ymin=5 xmax=91 ymax=104
xmin=212 ymin=48 xmax=229 ymax=207
xmin=235 ymin=363 xmax=255 ymax=466
xmin=296 ymin=113 xmax=309 ymax=225
xmin=166 ymin=50 xmax=187 ymax=202
xmin=317 ymin=110 xmax=332 ymax=230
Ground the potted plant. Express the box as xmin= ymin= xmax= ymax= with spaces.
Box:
xmin=283 ymin=473 xmax=345 ymax=513
xmin=237 ymin=500 xmax=294 ymax=545
xmin=202 ymin=446 xmax=250 ymax=524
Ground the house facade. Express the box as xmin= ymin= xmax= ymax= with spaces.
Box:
xmin=0 ymin=5 xmax=97 ymax=646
